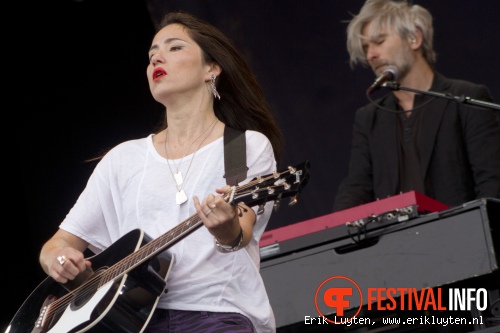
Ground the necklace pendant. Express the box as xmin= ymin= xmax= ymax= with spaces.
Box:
xmin=174 ymin=171 xmax=183 ymax=186
xmin=176 ymin=189 xmax=188 ymax=205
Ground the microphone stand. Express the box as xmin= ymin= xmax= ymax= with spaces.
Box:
xmin=383 ymin=82 xmax=500 ymax=111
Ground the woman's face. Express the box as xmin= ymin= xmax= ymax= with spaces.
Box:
xmin=147 ymin=23 xmax=211 ymax=103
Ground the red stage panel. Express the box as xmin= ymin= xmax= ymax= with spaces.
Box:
xmin=260 ymin=191 xmax=449 ymax=247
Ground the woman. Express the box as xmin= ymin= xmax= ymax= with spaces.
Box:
xmin=39 ymin=11 xmax=284 ymax=333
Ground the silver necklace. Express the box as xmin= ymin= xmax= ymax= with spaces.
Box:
xmin=165 ymin=119 xmax=218 ymax=204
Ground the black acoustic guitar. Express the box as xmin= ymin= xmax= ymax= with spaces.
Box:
xmin=6 ymin=161 xmax=310 ymax=333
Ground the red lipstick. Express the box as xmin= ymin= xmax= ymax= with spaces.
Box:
xmin=153 ymin=68 xmax=167 ymax=81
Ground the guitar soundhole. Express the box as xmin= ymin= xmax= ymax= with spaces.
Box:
xmin=69 ymin=266 xmax=110 ymax=310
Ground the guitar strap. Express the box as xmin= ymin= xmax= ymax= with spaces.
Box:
xmin=223 ymin=126 xmax=248 ymax=186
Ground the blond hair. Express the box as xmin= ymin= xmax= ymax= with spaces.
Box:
xmin=346 ymin=0 xmax=436 ymax=68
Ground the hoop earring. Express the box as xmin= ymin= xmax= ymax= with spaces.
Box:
xmin=211 ymin=74 xmax=221 ymax=100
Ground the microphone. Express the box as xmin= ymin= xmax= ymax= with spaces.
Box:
xmin=366 ymin=66 xmax=399 ymax=94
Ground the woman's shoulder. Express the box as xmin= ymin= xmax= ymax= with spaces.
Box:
xmin=101 ymin=135 xmax=152 ymax=162
xmin=245 ymin=129 xmax=271 ymax=143
xmin=244 ymin=130 xmax=274 ymax=160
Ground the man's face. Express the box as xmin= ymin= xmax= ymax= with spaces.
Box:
xmin=361 ymin=22 xmax=414 ymax=79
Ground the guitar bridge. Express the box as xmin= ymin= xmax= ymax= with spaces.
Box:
xmin=35 ymin=294 xmax=58 ymax=331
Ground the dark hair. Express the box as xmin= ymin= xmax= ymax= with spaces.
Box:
xmin=157 ymin=11 xmax=284 ymax=164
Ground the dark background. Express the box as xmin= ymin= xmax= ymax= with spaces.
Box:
xmin=5 ymin=0 xmax=500 ymax=330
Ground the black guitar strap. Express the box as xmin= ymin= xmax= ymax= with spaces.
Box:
xmin=223 ymin=126 xmax=248 ymax=186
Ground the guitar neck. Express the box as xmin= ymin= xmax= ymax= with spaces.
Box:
xmin=103 ymin=216 xmax=204 ymax=285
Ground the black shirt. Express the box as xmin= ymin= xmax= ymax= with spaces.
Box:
xmin=397 ymin=96 xmax=426 ymax=194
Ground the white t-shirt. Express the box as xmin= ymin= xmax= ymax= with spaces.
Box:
xmin=60 ymin=130 xmax=277 ymax=333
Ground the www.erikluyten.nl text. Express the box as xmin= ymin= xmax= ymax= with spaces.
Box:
xmin=304 ymin=315 xmax=484 ymax=327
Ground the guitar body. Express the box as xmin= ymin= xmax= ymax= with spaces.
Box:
xmin=6 ymin=229 xmax=173 ymax=333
